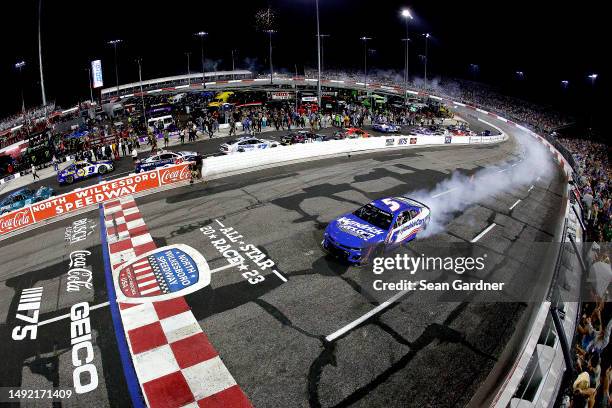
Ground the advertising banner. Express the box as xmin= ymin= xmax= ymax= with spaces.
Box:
xmin=91 ymin=60 xmax=103 ymax=89
xmin=0 ymin=163 xmax=193 ymax=237
xmin=0 ymin=208 xmax=35 ymax=235
xmin=158 ymin=163 xmax=192 ymax=185
xmin=270 ymin=92 xmax=292 ymax=100
xmin=114 ymin=244 xmax=211 ymax=303
xmin=30 ymin=172 xmax=160 ymax=221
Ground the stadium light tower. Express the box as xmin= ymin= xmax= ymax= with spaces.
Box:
xmin=401 ymin=8 xmax=413 ymax=105
xmin=194 ymin=31 xmax=208 ymax=85
xmin=185 ymin=52 xmax=191 ymax=85
xmin=107 ymin=39 xmax=122 ymax=95
xmin=423 ymin=33 xmax=430 ymax=85
xmin=15 ymin=61 xmax=26 ymax=113
xmin=136 ymin=58 xmax=147 ymax=127
xmin=316 ymin=0 xmax=322 ymax=108
xmin=588 ymin=73 xmax=598 ymax=85
xmin=37 ymin=0 xmax=47 ymax=108
xmin=360 ymin=36 xmax=372 ymax=106
xmin=515 ymin=70 xmax=525 ymax=79
xmin=264 ymin=29 xmax=276 ymax=85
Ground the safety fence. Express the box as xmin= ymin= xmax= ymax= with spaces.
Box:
xmin=0 ymin=131 xmax=507 ymax=239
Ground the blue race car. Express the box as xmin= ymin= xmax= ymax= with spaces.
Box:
xmin=322 ymin=197 xmax=431 ymax=264
xmin=57 ymin=160 xmax=114 ymax=185
xmin=372 ymin=122 xmax=401 ymax=133
xmin=135 ymin=150 xmax=198 ymax=173
xmin=0 ymin=186 xmax=55 ymax=215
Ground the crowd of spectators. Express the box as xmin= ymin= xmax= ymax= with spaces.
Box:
xmin=0 ymin=103 xmax=56 ymax=132
xmin=551 ymin=136 xmax=611 ymax=407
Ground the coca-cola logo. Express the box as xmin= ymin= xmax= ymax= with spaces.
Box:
xmin=160 ymin=165 xmax=191 ymax=184
xmin=0 ymin=209 xmax=32 ymax=233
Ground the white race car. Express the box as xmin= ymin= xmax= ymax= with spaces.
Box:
xmin=219 ymin=137 xmax=279 ymax=154
xmin=372 ymin=122 xmax=401 ymax=133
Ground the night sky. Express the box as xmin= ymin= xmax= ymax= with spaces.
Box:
xmin=0 ymin=0 xmax=606 ymax=131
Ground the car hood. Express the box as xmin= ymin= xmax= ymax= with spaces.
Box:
xmin=326 ymin=213 xmax=388 ymax=248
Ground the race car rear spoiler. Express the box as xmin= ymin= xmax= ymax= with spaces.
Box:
xmin=398 ymin=197 xmax=430 ymax=211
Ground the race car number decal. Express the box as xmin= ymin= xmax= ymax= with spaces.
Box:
xmin=382 ymin=198 xmax=400 ymax=212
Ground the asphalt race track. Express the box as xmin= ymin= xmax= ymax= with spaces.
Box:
xmin=0 ymin=114 xmax=566 ymax=407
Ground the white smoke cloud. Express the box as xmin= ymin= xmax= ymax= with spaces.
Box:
xmin=405 ymin=126 xmax=556 ymax=237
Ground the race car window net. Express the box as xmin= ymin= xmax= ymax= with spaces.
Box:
xmin=353 ymin=204 xmax=393 ymax=230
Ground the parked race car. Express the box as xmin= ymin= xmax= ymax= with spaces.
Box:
xmin=372 ymin=122 xmax=401 ymax=133
xmin=280 ymin=131 xmax=327 ymax=145
xmin=334 ymin=127 xmax=370 ymax=139
xmin=219 ymin=137 xmax=279 ymax=154
xmin=322 ymin=197 xmax=430 ymax=264
xmin=135 ymin=150 xmax=198 ymax=173
xmin=57 ymin=160 xmax=114 ymax=184
xmin=0 ymin=186 xmax=54 ymax=215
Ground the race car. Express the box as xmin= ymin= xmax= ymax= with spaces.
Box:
xmin=0 ymin=186 xmax=54 ymax=215
xmin=219 ymin=137 xmax=279 ymax=154
xmin=135 ymin=150 xmax=198 ymax=173
xmin=280 ymin=131 xmax=327 ymax=145
xmin=57 ymin=160 xmax=114 ymax=184
xmin=322 ymin=197 xmax=430 ymax=264
xmin=372 ymin=122 xmax=401 ymax=133
xmin=334 ymin=127 xmax=370 ymax=139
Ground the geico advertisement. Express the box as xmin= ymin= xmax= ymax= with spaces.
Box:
xmin=0 ymin=163 xmax=192 ymax=235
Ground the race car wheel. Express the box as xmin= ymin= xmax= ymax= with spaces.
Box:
xmin=65 ymin=175 xmax=74 ymax=184
xmin=98 ymin=166 xmax=107 ymax=175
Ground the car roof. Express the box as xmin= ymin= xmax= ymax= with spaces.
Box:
xmin=8 ymin=188 xmax=32 ymax=198
xmin=370 ymin=197 xmax=424 ymax=213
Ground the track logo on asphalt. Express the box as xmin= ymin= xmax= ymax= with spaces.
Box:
xmin=113 ymin=244 xmax=211 ymax=303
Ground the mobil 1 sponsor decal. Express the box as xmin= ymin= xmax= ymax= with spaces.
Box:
xmin=385 ymin=138 xmax=395 ymax=146
xmin=114 ymin=244 xmax=211 ymax=303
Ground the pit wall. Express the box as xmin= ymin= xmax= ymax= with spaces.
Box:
xmin=0 ymin=130 xmax=506 ymax=239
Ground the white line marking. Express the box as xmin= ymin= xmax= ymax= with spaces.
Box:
xmin=528 ymin=185 xmax=534 ymax=192
xmin=215 ymin=219 xmax=226 ymax=227
xmin=326 ymin=290 xmax=409 ymax=342
xmin=38 ymin=301 xmax=110 ymax=326
xmin=511 ymin=163 xmax=518 ymax=167
xmin=497 ymin=168 xmax=507 ymax=173
xmin=136 ymin=272 xmax=155 ymax=280
xmin=272 ymin=270 xmax=288 ymax=282
xmin=431 ymin=188 xmax=457 ymax=198
xmin=210 ymin=263 xmax=238 ymax=273
xmin=509 ymin=199 xmax=521 ymax=210
xmin=471 ymin=223 xmax=496 ymax=243
xmin=138 ymin=279 xmax=158 ymax=288
xmin=133 ymin=260 xmax=149 ymax=268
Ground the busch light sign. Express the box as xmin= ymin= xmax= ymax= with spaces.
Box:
xmin=114 ymin=244 xmax=210 ymax=303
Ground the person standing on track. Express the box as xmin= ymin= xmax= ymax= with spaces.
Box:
xmin=31 ymin=164 xmax=39 ymax=180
